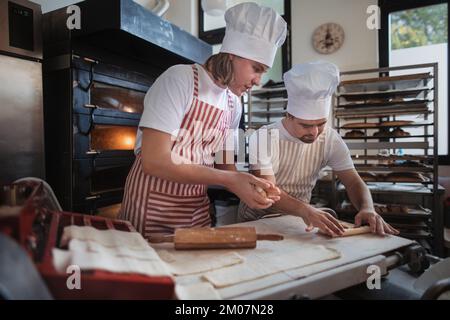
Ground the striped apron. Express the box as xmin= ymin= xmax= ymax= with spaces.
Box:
xmin=238 ymin=127 xmax=328 ymax=221
xmin=119 ymin=65 xmax=235 ymax=238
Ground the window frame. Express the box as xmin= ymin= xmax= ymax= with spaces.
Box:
xmin=379 ymin=0 xmax=450 ymax=164
xmin=198 ymin=0 xmax=292 ymax=74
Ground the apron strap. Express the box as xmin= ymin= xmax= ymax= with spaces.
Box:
xmin=192 ymin=65 xmax=199 ymax=98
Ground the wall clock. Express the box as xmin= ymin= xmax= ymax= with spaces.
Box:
xmin=312 ymin=23 xmax=345 ymax=54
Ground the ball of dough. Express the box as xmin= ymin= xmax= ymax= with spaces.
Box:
xmin=255 ymin=186 xmax=268 ymax=198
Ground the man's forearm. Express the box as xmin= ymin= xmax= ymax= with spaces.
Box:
xmin=346 ymin=180 xmax=375 ymax=211
xmin=271 ymin=189 xmax=314 ymax=219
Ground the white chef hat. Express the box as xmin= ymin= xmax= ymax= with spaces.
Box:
xmin=219 ymin=2 xmax=287 ymax=68
xmin=284 ymin=61 xmax=340 ymax=120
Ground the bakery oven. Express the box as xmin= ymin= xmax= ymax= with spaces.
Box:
xmin=43 ymin=0 xmax=212 ymax=215
xmin=70 ymin=56 xmax=150 ymax=213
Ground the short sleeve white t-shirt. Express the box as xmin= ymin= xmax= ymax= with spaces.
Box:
xmin=134 ymin=64 xmax=242 ymax=154
xmin=248 ymin=120 xmax=354 ymax=175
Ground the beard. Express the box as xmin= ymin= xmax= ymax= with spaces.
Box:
xmin=299 ymin=135 xmax=316 ymax=143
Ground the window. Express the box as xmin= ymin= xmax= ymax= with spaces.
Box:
xmin=380 ymin=0 xmax=449 ymax=164
xmin=199 ymin=0 xmax=291 ymax=84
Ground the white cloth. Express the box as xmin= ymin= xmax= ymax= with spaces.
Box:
xmin=52 ymin=248 xmax=171 ymax=277
xmin=135 ymin=64 xmax=242 ymax=154
xmin=60 ymin=225 xmax=149 ymax=249
xmin=54 ymin=226 xmax=172 ymax=277
xmin=219 ymin=2 xmax=287 ymax=67
xmin=284 ymin=61 xmax=340 ymax=120
xmin=249 ymin=120 xmax=354 ymax=175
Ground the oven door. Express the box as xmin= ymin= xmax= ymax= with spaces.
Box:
xmin=74 ymin=113 xmax=139 ymax=159
xmin=73 ymin=157 xmax=134 ymax=214
xmin=73 ymin=61 xmax=149 ymax=121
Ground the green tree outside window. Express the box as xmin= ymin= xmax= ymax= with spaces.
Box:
xmin=391 ymin=3 xmax=448 ymax=50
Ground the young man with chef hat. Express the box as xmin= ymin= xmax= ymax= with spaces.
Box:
xmin=119 ymin=2 xmax=285 ymax=239
xmin=238 ymin=61 xmax=399 ymax=237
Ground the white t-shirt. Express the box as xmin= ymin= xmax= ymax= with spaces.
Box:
xmin=249 ymin=119 xmax=354 ymax=174
xmin=134 ymin=64 xmax=242 ymax=154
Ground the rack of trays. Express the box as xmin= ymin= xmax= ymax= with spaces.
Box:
xmin=332 ymin=63 xmax=445 ymax=255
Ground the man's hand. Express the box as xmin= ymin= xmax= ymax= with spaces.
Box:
xmin=355 ymin=209 xmax=399 ymax=236
xmin=303 ymin=208 xmax=345 ymax=237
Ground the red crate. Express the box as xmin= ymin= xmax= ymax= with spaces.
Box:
xmin=0 ymin=182 xmax=175 ymax=299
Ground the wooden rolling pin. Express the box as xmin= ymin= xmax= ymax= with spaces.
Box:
xmin=148 ymin=227 xmax=284 ymax=250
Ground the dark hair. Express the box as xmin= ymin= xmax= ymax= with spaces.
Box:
xmin=203 ymin=53 xmax=234 ymax=86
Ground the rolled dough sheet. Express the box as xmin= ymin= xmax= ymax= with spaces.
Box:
xmin=203 ymin=244 xmax=340 ymax=288
xmin=60 ymin=225 xmax=149 ymax=250
xmin=157 ymin=249 xmax=245 ymax=276
xmin=175 ymin=282 xmax=221 ymax=300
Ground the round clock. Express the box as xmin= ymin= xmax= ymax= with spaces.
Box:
xmin=312 ymin=23 xmax=345 ymax=54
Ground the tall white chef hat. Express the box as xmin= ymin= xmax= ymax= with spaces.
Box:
xmin=284 ymin=61 xmax=340 ymax=120
xmin=219 ymin=2 xmax=287 ymax=68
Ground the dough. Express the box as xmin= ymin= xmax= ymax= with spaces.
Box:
xmin=202 ymin=244 xmax=340 ymax=288
xmin=175 ymin=282 xmax=221 ymax=300
xmin=157 ymin=250 xmax=244 ymax=276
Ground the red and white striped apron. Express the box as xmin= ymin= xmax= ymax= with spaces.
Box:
xmin=119 ymin=65 xmax=235 ymax=239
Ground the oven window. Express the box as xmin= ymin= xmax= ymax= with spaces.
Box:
xmin=91 ymin=82 xmax=145 ymax=114
xmin=91 ymin=164 xmax=131 ymax=193
xmin=91 ymin=125 xmax=137 ymax=151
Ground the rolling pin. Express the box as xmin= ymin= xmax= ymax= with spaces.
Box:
xmin=148 ymin=227 xmax=284 ymax=250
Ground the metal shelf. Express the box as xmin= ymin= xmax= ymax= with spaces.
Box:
xmin=343 ymin=135 xmax=433 ymax=140
xmin=332 ymin=63 xmax=441 ymax=255
xmin=337 ymin=86 xmax=431 ymax=99
xmin=351 ymin=155 xmax=433 ymax=161
xmin=345 ymin=141 xmax=430 ymax=150
xmin=335 ymin=109 xmax=433 ymax=119
xmin=339 ymin=122 xmax=434 ymax=130
xmin=353 ymin=165 xmax=433 ymax=173
xmin=336 ymin=99 xmax=432 ymax=109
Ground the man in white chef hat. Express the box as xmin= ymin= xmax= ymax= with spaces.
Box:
xmin=238 ymin=61 xmax=399 ymax=237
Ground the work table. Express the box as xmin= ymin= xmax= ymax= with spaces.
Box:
xmin=151 ymin=215 xmax=415 ymax=300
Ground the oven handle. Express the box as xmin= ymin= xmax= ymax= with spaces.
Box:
xmin=85 ymin=195 xmax=101 ymax=201
xmin=77 ymin=105 xmax=96 ymax=136
xmin=86 ymin=150 xmax=101 ymax=155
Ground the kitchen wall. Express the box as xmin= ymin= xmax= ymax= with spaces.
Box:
xmin=165 ymin=0 xmax=199 ymax=36
xmin=291 ymin=0 xmax=378 ymax=71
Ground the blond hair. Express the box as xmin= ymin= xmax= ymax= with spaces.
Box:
xmin=203 ymin=53 xmax=234 ymax=86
